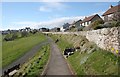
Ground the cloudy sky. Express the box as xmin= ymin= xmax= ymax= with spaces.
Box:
xmin=1 ymin=1 xmax=118 ymax=30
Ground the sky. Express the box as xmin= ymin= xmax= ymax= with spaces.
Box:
xmin=1 ymin=2 xmax=118 ymax=30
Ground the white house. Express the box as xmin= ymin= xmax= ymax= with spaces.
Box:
xmin=102 ymin=5 xmax=120 ymax=22
xmin=80 ymin=14 xmax=102 ymax=27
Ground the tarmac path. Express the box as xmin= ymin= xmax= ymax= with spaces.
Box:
xmin=43 ymin=37 xmax=73 ymax=76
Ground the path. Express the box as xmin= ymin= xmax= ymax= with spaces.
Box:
xmin=2 ymin=40 xmax=49 ymax=74
xmin=43 ymin=37 xmax=73 ymax=76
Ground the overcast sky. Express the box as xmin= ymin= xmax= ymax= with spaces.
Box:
xmin=1 ymin=2 xmax=118 ymax=30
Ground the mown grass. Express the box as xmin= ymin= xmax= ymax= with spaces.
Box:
xmin=2 ymin=33 xmax=46 ymax=68
xmin=15 ymin=44 xmax=50 ymax=76
xmin=50 ymin=34 xmax=118 ymax=75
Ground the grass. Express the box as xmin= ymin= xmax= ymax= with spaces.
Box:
xmin=50 ymin=34 xmax=73 ymax=52
xmin=2 ymin=33 xmax=46 ymax=68
xmin=49 ymin=34 xmax=119 ymax=75
xmin=15 ymin=44 xmax=50 ymax=76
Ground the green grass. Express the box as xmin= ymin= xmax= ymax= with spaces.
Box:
xmin=68 ymin=49 xmax=118 ymax=75
xmin=50 ymin=34 xmax=118 ymax=75
xmin=2 ymin=33 xmax=46 ymax=68
xmin=50 ymin=34 xmax=73 ymax=52
xmin=16 ymin=44 xmax=50 ymax=76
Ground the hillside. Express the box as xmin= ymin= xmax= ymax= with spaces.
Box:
xmin=49 ymin=34 xmax=119 ymax=75
xmin=2 ymin=33 xmax=46 ymax=68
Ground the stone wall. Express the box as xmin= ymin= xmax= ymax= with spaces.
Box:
xmin=85 ymin=27 xmax=119 ymax=55
xmin=43 ymin=27 xmax=120 ymax=55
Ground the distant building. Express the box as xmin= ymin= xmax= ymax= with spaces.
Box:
xmin=102 ymin=5 xmax=120 ymax=22
xmin=69 ymin=19 xmax=82 ymax=28
xmin=39 ymin=28 xmax=49 ymax=32
xmin=80 ymin=14 xmax=102 ymax=26
xmin=60 ymin=23 xmax=70 ymax=32
xmin=2 ymin=30 xmax=10 ymax=35
xmin=50 ymin=27 xmax=60 ymax=32
xmin=2 ymin=30 xmax=19 ymax=35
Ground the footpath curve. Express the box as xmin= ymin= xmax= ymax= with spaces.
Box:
xmin=42 ymin=37 xmax=73 ymax=76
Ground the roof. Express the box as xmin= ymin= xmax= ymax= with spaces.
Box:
xmin=72 ymin=19 xmax=82 ymax=25
xmin=82 ymin=14 xmax=100 ymax=23
xmin=63 ymin=23 xmax=70 ymax=29
xmin=102 ymin=5 xmax=120 ymax=16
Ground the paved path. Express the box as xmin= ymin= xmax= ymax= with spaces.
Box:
xmin=43 ymin=37 xmax=73 ymax=76
xmin=2 ymin=40 xmax=49 ymax=74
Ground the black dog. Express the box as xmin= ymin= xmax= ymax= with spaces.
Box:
xmin=55 ymin=39 xmax=59 ymax=43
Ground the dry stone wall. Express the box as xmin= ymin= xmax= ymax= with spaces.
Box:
xmin=43 ymin=27 xmax=120 ymax=55
xmin=85 ymin=27 xmax=119 ymax=55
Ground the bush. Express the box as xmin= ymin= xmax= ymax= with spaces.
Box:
xmin=83 ymin=20 xmax=104 ymax=31
xmin=115 ymin=21 xmax=120 ymax=27
xmin=103 ymin=21 xmax=120 ymax=28
xmin=32 ymin=29 xmax=38 ymax=34
xmin=94 ymin=24 xmax=104 ymax=30
xmin=4 ymin=33 xmax=19 ymax=41
xmin=4 ymin=34 xmax=13 ymax=41
xmin=21 ymin=31 xmax=29 ymax=37
xmin=12 ymin=33 xmax=19 ymax=39
xmin=90 ymin=20 xmax=104 ymax=29
xmin=78 ymin=26 xmax=85 ymax=31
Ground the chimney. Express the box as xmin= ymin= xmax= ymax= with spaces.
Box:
xmin=109 ymin=5 xmax=113 ymax=8
xmin=85 ymin=17 xmax=87 ymax=19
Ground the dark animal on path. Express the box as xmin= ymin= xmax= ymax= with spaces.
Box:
xmin=75 ymin=46 xmax=80 ymax=49
xmin=55 ymin=39 xmax=59 ymax=43
xmin=38 ymin=57 xmax=41 ymax=60
xmin=3 ymin=64 xmax=20 ymax=76
xmin=63 ymin=48 xmax=75 ymax=58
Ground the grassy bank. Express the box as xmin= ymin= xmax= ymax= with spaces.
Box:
xmin=50 ymin=34 xmax=118 ymax=75
xmin=15 ymin=44 xmax=50 ymax=76
xmin=2 ymin=33 xmax=46 ymax=68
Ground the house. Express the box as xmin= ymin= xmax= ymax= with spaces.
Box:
xmin=60 ymin=23 xmax=70 ymax=32
xmin=80 ymin=14 xmax=102 ymax=26
xmin=50 ymin=27 xmax=60 ymax=32
xmin=102 ymin=5 xmax=120 ymax=22
xmin=2 ymin=30 xmax=10 ymax=35
xmin=69 ymin=19 xmax=82 ymax=28
xmin=39 ymin=28 xmax=49 ymax=32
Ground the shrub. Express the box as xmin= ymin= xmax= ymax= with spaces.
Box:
xmin=12 ymin=33 xmax=19 ymax=39
xmin=21 ymin=31 xmax=29 ymax=37
xmin=94 ymin=24 xmax=104 ymax=30
xmin=32 ymin=29 xmax=38 ymax=34
xmin=115 ymin=21 xmax=120 ymax=27
xmin=78 ymin=26 xmax=85 ymax=31
xmin=83 ymin=20 xmax=104 ymax=31
xmin=4 ymin=33 xmax=19 ymax=41
xmin=103 ymin=21 xmax=120 ymax=28
xmin=4 ymin=34 xmax=13 ymax=41
xmin=90 ymin=20 xmax=104 ymax=29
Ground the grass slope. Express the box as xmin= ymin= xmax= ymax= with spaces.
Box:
xmin=2 ymin=33 xmax=46 ymax=68
xmin=50 ymin=34 xmax=118 ymax=75
xmin=15 ymin=44 xmax=50 ymax=76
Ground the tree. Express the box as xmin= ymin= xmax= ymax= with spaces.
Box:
xmin=25 ymin=27 xmax=31 ymax=32
xmin=21 ymin=31 xmax=29 ymax=37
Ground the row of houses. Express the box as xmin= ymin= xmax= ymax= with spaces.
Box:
xmin=2 ymin=4 xmax=119 ymax=33
xmin=58 ymin=4 xmax=120 ymax=32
